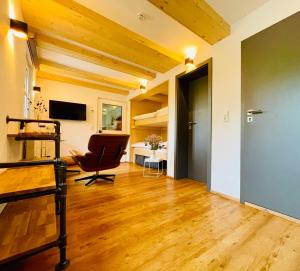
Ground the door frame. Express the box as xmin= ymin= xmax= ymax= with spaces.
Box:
xmin=240 ymin=41 xmax=247 ymax=204
xmin=97 ymin=98 xmax=127 ymax=134
xmin=174 ymin=58 xmax=212 ymax=191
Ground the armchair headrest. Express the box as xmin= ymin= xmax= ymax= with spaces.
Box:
xmin=88 ymin=134 xmax=130 ymax=154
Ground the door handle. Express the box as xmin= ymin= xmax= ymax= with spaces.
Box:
xmin=247 ymin=109 xmax=263 ymax=116
xmin=188 ymin=122 xmax=197 ymax=125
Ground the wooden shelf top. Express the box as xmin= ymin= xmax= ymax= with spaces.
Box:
xmin=7 ymin=132 xmax=56 ymax=141
xmin=0 ymin=165 xmax=56 ymax=200
xmin=134 ymin=114 xmax=168 ymax=128
xmin=0 ymin=195 xmax=57 ymax=263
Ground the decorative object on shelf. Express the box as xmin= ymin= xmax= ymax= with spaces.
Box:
xmin=34 ymin=97 xmax=48 ymax=120
xmin=144 ymin=134 xmax=162 ymax=159
xmin=9 ymin=19 xmax=28 ymax=40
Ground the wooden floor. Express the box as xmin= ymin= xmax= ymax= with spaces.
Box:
xmin=3 ymin=163 xmax=300 ymax=271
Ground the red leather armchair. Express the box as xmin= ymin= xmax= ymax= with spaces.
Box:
xmin=71 ymin=134 xmax=129 ymax=186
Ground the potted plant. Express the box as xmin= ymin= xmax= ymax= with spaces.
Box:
xmin=144 ymin=134 xmax=162 ymax=159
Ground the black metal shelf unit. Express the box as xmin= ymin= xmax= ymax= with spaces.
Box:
xmin=0 ymin=159 xmax=69 ymax=270
xmin=2 ymin=117 xmax=69 ymax=270
xmin=6 ymin=115 xmax=61 ymax=158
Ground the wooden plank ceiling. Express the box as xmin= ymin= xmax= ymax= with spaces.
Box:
xmin=37 ymin=71 xmax=129 ymax=95
xmin=21 ymin=0 xmax=230 ymax=95
xmin=148 ymin=0 xmax=230 ymax=44
xmin=36 ymin=34 xmax=156 ymax=81
xmin=21 ymin=0 xmax=183 ymax=74
xmin=39 ymin=58 xmax=138 ymax=90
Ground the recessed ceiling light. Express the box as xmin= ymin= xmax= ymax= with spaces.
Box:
xmin=137 ymin=12 xmax=146 ymax=21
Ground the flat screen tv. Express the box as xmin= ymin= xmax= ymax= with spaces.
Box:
xmin=49 ymin=100 xmax=86 ymax=121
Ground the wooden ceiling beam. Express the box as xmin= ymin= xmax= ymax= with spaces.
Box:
xmin=21 ymin=0 xmax=183 ymax=73
xmin=39 ymin=58 xmax=138 ymax=90
xmin=37 ymin=71 xmax=129 ymax=96
xmin=36 ymin=34 xmax=156 ymax=81
xmin=148 ymin=0 xmax=230 ymax=44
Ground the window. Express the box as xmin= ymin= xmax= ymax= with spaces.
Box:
xmin=24 ymin=54 xmax=33 ymax=118
xmin=102 ymin=103 xmax=123 ymax=131
xmin=98 ymin=99 xmax=127 ymax=134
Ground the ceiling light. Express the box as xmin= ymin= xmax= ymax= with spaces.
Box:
xmin=10 ymin=19 xmax=28 ymax=40
xmin=184 ymin=46 xmax=197 ymax=71
xmin=139 ymin=79 xmax=148 ymax=94
xmin=137 ymin=12 xmax=146 ymax=21
xmin=185 ymin=57 xmax=195 ymax=71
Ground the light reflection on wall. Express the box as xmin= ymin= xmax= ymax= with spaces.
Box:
xmin=9 ymin=0 xmax=16 ymax=19
xmin=8 ymin=0 xmax=16 ymax=48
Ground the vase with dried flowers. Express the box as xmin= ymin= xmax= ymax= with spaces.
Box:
xmin=34 ymin=97 xmax=48 ymax=120
xmin=144 ymin=134 xmax=162 ymax=159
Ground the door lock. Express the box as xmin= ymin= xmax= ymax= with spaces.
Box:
xmin=247 ymin=116 xmax=253 ymax=123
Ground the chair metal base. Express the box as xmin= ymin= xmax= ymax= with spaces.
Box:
xmin=75 ymin=173 xmax=115 ymax=186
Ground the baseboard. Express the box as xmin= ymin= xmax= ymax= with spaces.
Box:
xmin=245 ymin=202 xmax=300 ymax=224
xmin=210 ymin=190 xmax=240 ymax=202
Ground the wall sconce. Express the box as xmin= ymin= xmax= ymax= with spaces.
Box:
xmin=185 ymin=57 xmax=194 ymax=70
xmin=184 ymin=46 xmax=197 ymax=71
xmin=139 ymin=79 xmax=148 ymax=94
xmin=33 ymin=86 xmax=41 ymax=92
xmin=10 ymin=19 xmax=28 ymax=40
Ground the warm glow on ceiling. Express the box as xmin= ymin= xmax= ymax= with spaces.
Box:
xmin=139 ymin=78 xmax=148 ymax=87
xmin=184 ymin=46 xmax=197 ymax=60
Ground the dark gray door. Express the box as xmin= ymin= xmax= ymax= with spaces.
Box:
xmin=188 ymin=76 xmax=209 ymax=182
xmin=241 ymin=12 xmax=300 ymax=219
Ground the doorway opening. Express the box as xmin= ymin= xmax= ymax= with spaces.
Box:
xmin=175 ymin=59 xmax=212 ymax=189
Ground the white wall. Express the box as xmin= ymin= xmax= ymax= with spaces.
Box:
xmin=0 ymin=0 xmax=28 ymax=163
xmin=129 ymin=0 xmax=300 ymax=200
xmin=0 ymin=0 xmax=29 ymax=213
xmin=37 ymin=78 xmax=128 ymax=157
xmin=210 ymin=0 xmax=300 ymax=199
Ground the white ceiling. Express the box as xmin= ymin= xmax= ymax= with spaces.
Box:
xmin=207 ymin=0 xmax=270 ymax=24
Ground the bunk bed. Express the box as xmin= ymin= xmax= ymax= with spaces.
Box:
xmin=133 ymin=106 xmax=168 ymax=128
xmin=130 ymin=81 xmax=169 ymax=167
